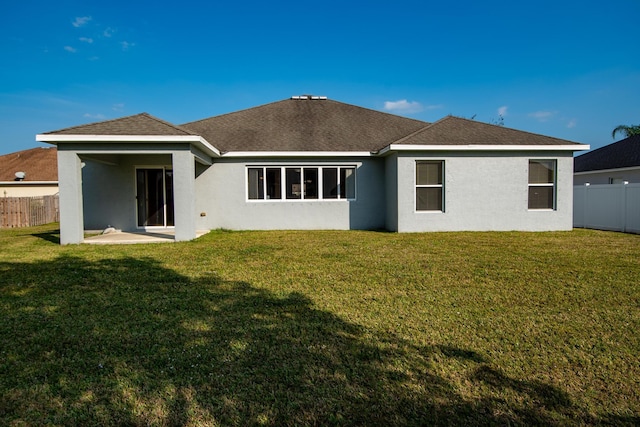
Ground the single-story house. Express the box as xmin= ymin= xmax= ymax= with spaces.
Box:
xmin=0 ymin=147 xmax=58 ymax=197
xmin=574 ymin=134 xmax=640 ymax=185
xmin=36 ymin=96 xmax=589 ymax=244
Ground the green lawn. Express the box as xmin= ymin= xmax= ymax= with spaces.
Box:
xmin=1 ymin=224 xmax=639 ymax=426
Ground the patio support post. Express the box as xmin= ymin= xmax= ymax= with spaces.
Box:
xmin=57 ymin=149 xmax=85 ymax=244
xmin=172 ymin=150 xmax=197 ymax=241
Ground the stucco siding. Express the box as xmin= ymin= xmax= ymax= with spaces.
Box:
xmin=0 ymin=184 xmax=58 ymax=197
xmin=396 ymin=151 xmax=575 ymax=232
xmin=195 ymin=157 xmax=386 ymax=231
xmin=385 ymin=153 xmax=398 ymax=231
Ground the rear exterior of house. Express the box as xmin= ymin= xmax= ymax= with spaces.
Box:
xmin=37 ymin=97 xmax=588 ymax=244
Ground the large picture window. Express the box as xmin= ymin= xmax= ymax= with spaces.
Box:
xmin=248 ymin=166 xmax=355 ymax=201
xmin=416 ymin=161 xmax=444 ymax=211
xmin=528 ymin=160 xmax=556 ymax=210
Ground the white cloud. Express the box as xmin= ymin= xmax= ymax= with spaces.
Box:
xmin=64 ymin=46 xmax=77 ymax=53
xmin=424 ymin=104 xmax=444 ymax=110
xmin=79 ymin=37 xmax=93 ymax=44
xmin=497 ymin=106 xmax=508 ymax=116
xmin=72 ymin=16 xmax=92 ymax=28
xmin=83 ymin=113 xmax=106 ymax=120
xmin=120 ymin=41 xmax=135 ymax=51
xmin=567 ymin=119 xmax=577 ymax=128
xmin=112 ymin=103 xmax=125 ymax=111
xmin=384 ymin=99 xmax=424 ymax=114
xmin=103 ymin=27 xmax=116 ymax=37
xmin=528 ymin=111 xmax=554 ymax=122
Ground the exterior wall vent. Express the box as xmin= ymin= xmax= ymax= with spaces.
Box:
xmin=291 ymin=95 xmax=328 ymax=100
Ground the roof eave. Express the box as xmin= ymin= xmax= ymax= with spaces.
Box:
xmin=221 ymin=151 xmax=374 ymax=158
xmin=381 ymin=144 xmax=590 ymax=153
xmin=35 ymin=134 xmax=221 ymax=157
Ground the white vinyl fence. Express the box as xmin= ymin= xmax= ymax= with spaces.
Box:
xmin=574 ymin=183 xmax=640 ymax=234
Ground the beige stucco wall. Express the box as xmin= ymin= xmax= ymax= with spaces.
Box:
xmin=0 ymin=184 xmax=58 ymax=197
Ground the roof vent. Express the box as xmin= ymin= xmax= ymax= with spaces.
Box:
xmin=14 ymin=171 xmax=26 ymax=181
xmin=291 ymin=95 xmax=327 ymax=100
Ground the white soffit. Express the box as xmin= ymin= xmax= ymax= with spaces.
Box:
xmin=35 ymin=134 xmax=221 ymax=157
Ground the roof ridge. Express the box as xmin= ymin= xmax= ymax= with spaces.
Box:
xmin=43 ymin=113 xmax=149 ymax=134
xmin=387 ymin=115 xmax=451 ymax=146
xmin=448 ymin=115 xmax=580 ymax=144
xmin=181 ymin=99 xmax=290 ymax=126
xmin=393 ymin=115 xmax=580 ymax=146
xmin=181 ymin=98 xmax=430 ymax=127
xmin=577 ymin=134 xmax=640 ymax=157
xmin=43 ymin=112 xmax=195 ymax=136
xmin=140 ymin=113 xmax=196 ymax=135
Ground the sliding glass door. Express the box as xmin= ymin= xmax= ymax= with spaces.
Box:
xmin=136 ymin=168 xmax=174 ymax=227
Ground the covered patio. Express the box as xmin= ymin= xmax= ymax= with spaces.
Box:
xmin=37 ymin=113 xmax=219 ymax=244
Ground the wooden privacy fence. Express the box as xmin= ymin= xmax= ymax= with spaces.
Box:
xmin=0 ymin=195 xmax=60 ymax=228
xmin=574 ymin=183 xmax=640 ymax=234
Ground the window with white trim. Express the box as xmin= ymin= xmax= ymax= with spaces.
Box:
xmin=528 ymin=159 xmax=556 ymax=210
xmin=247 ymin=166 xmax=355 ymax=200
xmin=416 ymin=161 xmax=444 ymax=211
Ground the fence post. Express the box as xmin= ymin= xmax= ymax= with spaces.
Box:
xmin=584 ymin=183 xmax=590 ymax=229
xmin=622 ymin=182 xmax=628 ymax=233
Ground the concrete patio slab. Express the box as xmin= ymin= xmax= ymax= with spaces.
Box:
xmin=83 ymin=230 xmax=209 ymax=244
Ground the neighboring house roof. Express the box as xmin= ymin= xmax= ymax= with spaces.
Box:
xmin=181 ymin=98 xmax=428 ymax=152
xmin=0 ymin=147 xmax=58 ymax=182
xmin=396 ymin=116 xmax=579 ymax=147
xmin=39 ymin=97 xmax=586 ymax=153
xmin=574 ymin=135 xmax=640 ymax=172
xmin=43 ymin=113 xmax=196 ymax=136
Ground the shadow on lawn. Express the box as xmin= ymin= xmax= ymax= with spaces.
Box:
xmin=0 ymin=255 xmax=634 ymax=426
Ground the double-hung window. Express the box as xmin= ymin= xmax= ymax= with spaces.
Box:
xmin=248 ymin=166 xmax=355 ymax=201
xmin=528 ymin=160 xmax=556 ymax=210
xmin=416 ymin=161 xmax=444 ymax=211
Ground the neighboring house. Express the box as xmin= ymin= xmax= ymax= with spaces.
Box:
xmin=574 ymin=135 xmax=640 ymax=185
xmin=36 ymin=97 xmax=589 ymax=244
xmin=0 ymin=147 xmax=58 ymax=197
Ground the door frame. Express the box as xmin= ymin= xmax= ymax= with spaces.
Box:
xmin=135 ymin=166 xmax=175 ymax=230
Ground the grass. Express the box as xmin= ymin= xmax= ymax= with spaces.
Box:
xmin=0 ymin=224 xmax=639 ymax=426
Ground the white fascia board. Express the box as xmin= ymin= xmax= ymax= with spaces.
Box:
xmin=221 ymin=151 xmax=373 ymax=158
xmin=384 ymin=144 xmax=590 ymax=152
xmin=574 ymin=165 xmax=640 ymax=176
xmin=35 ymin=134 xmax=221 ymax=157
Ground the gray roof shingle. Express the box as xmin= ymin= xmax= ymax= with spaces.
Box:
xmin=180 ymin=98 xmax=428 ymax=152
xmin=40 ymin=98 xmax=585 ymax=153
xmin=396 ymin=116 xmax=580 ymax=146
xmin=574 ymin=135 xmax=640 ymax=172
xmin=44 ymin=113 xmax=196 ymax=136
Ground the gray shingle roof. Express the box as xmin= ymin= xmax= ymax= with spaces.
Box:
xmin=396 ymin=116 xmax=580 ymax=146
xmin=180 ymin=98 xmax=428 ymax=152
xmin=43 ymin=113 xmax=196 ymax=136
xmin=574 ymin=135 xmax=640 ymax=172
xmin=40 ymin=98 xmax=584 ymax=153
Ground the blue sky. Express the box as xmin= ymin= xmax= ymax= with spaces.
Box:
xmin=1 ymin=0 xmax=639 ymax=155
